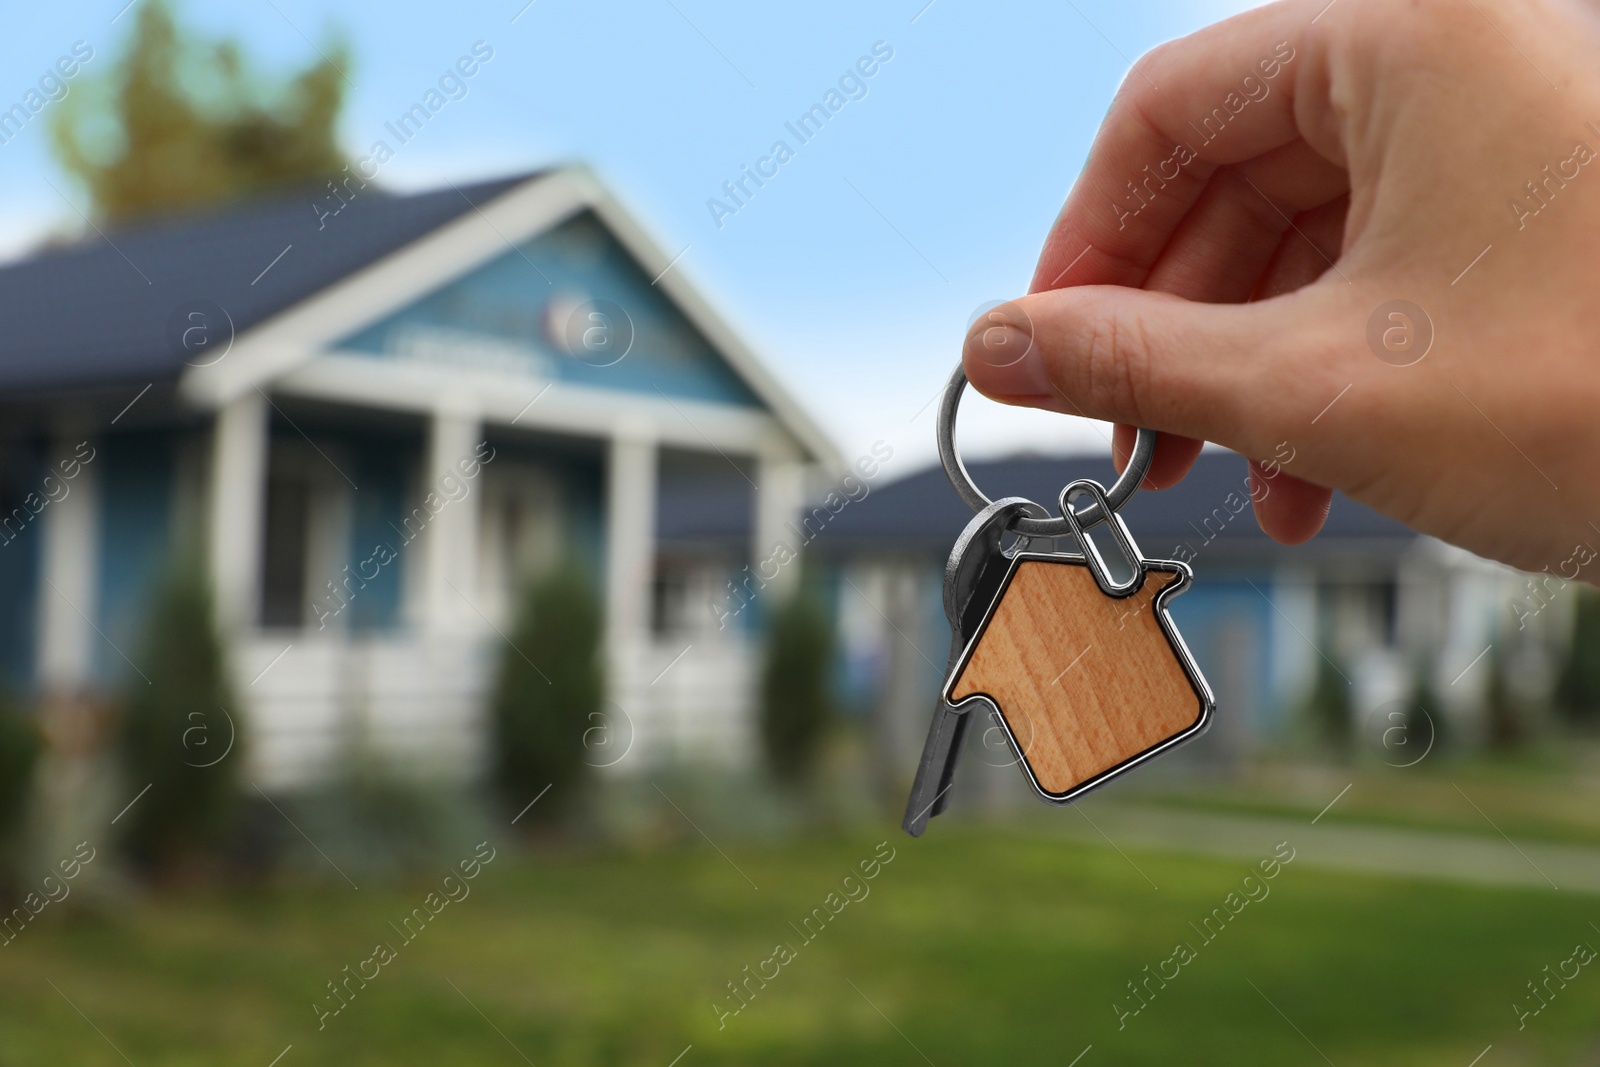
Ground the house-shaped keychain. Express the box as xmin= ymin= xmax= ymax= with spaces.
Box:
xmin=943 ymin=479 xmax=1215 ymax=804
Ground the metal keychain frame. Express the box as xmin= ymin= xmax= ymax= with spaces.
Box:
xmin=936 ymin=362 xmax=1157 ymax=536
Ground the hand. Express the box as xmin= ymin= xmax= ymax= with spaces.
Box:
xmin=962 ymin=0 xmax=1600 ymax=575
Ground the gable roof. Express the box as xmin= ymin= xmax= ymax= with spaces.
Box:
xmin=0 ymin=167 xmax=840 ymax=470
xmin=333 ymin=208 xmax=768 ymax=409
xmin=812 ymin=450 xmax=1417 ymax=565
xmin=0 ymin=173 xmax=531 ymax=394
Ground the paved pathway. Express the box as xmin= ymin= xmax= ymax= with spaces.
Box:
xmin=1051 ymin=801 xmax=1600 ymax=894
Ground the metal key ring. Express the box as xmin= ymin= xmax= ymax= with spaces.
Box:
xmin=936 ymin=362 xmax=1157 ymax=536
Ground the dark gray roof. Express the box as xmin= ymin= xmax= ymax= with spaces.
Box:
xmin=0 ymin=172 xmax=538 ymax=395
xmin=812 ymin=451 xmax=1416 ymax=565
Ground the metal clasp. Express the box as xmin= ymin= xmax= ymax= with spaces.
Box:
xmin=1059 ymin=478 xmax=1145 ymax=598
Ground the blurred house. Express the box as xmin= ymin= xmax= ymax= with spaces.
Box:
xmin=811 ymin=452 xmax=1571 ymax=791
xmin=0 ymin=166 xmax=838 ymax=787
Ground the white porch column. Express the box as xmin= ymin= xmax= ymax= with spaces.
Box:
xmin=37 ymin=437 xmax=101 ymax=691
xmin=422 ymin=399 xmax=483 ymax=632
xmin=209 ymin=393 xmax=269 ymax=633
xmin=753 ymin=456 xmax=808 ymax=601
xmin=604 ymin=424 xmax=658 ymax=668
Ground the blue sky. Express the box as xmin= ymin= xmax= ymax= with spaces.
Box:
xmin=0 ymin=0 xmax=1266 ymax=470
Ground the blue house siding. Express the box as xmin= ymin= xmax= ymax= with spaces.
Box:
xmin=338 ymin=211 xmax=763 ymax=408
xmin=1166 ymin=576 xmax=1278 ymax=739
xmin=481 ymin=431 xmax=606 ymax=585
xmin=0 ymin=528 xmax=38 ymax=693
xmin=0 ymin=442 xmax=44 ymax=691
xmin=341 ymin=430 xmax=417 ymax=632
xmin=95 ymin=428 xmax=179 ymax=687
xmin=556 ymin=447 xmax=606 ymax=580
xmin=832 ymin=559 xmax=949 ymax=722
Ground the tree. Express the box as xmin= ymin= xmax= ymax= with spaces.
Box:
xmin=117 ymin=567 xmax=242 ymax=870
xmin=760 ymin=587 xmax=835 ymax=788
xmin=491 ymin=568 xmax=603 ymax=824
xmin=51 ymin=0 xmax=348 ymax=223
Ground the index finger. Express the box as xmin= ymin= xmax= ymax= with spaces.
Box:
xmin=1032 ymin=0 xmax=1320 ymax=294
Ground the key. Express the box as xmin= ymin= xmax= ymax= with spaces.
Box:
xmin=902 ymin=497 xmax=1047 ymax=836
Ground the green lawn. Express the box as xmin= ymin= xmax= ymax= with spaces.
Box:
xmin=2 ymin=824 xmax=1597 ymax=1066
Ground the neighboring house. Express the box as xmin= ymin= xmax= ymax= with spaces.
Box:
xmin=0 ymin=166 xmax=838 ymax=788
xmin=812 ymin=451 xmax=1570 ymax=794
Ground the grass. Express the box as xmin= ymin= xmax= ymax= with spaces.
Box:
xmin=2 ymin=823 xmax=1599 ymax=1066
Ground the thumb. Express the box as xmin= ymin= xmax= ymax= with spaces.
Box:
xmin=962 ymin=286 xmax=1327 ymax=461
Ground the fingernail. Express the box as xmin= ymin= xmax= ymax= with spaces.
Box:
xmin=964 ymin=322 xmax=1052 ymax=398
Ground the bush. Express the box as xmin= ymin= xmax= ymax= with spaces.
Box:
xmin=1402 ymin=667 xmax=1446 ymax=760
xmin=491 ymin=567 xmax=602 ymax=824
xmin=117 ymin=567 xmax=242 ymax=870
xmin=759 ymin=587 xmax=834 ymax=788
xmin=281 ymin=747 xmax=489 ymax=883
xmin=1484 ymin=643 xmax=1524 ymax=750
xmin=1303 ymin=654 xmax=1353 ymax=756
